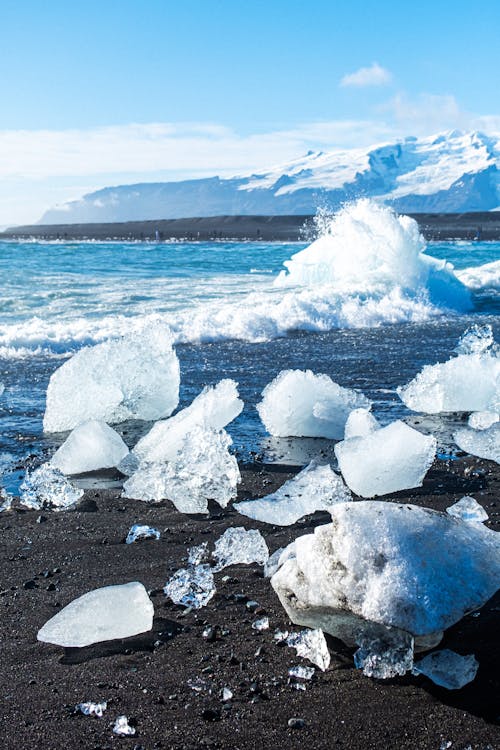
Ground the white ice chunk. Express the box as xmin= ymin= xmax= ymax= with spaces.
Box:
xmin=264 ymin=547 xmax=285 ymax=578
xmin=468 ymin=411 xmax=499 ymax=430
xmin=113 ymin=716 xmax=136 ymax=736
xmin=234 ymin=461 xmax=351 ymax=526
xmin=412 ymin=649 xmax=479 ymax=690
xmin=43 ymin=327 xmax=180 ymax=433
xmin=76 ymin=701 xmax=107 ymax=717
xmin=188 ymin=542 xmax=209 ymax=566
xmin=213 ymin=527 xmax=269 ymax=571
xmin=271 ymin=502 xmax=500 ymax=650
xmin=50 ymin=419 xmax=129 ymax=475
xmin=287 ymin=629 xmax=331 ymax=671
xmin=0 ymin=488 xmax=13 ymax=512
xmin=125 ymin=524 xmax=160 ymax=543
xmin=288 ymin=665 xmax=315 ymax=680
xmin=0 ymin=382 xmax=4 ymax=397
xmin=354 ymin=630 xmax=414 ymax=679
xmin=163 ymin=564 xmax=215 ymax=609
xmin=455 ymin=323 xmax=497 ymax=356
xmin=20 ymin=463 xmax=84 ymax=511
xmin=257 ymin=369 xmax=371 ymax=439
xmin=454 ymin=423 xmax=500 ymax=464
xmin=344 ymin=408 xmax=380 ymax=439
xmin=222 ymin=687 xmax=233 ymax=701
xmin=335 ymin=420 xmax=436 ymax=498
xmin=252 ymin=617 xmax=269 ymax=631
xmin=37 ymin=581 xmax=154 ymax=647
xmin=446 ymin=496 xmax=488 ymax=524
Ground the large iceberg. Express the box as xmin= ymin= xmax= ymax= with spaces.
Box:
xmin=454 ymin=423 xmax=500 ymax=464
xmin=334 ymin=420 xmax=436 ymax=498
xmin=43 ymin=327 xmax=180 ymax=433
xmin=271 ymin=501 xmax=500 ymax=650
xmin=257 ymin=369 xmax=370 ymax=439
xmin=50 ymin=419 xmax=129 ymax=475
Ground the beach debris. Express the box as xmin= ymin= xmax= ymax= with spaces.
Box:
xmin=75 ymin=701 xmax=107 ymax=718
xmin=234 ymin=461 xmax=351 ymax=526
xmin=344 ymin=407 xmax=380 ymax=439
xmin=164 ymin=564 xmax=216 ymax=609
xmin=398 ymin=325 xmax=500 ymax=414
xmin=271 ymin=501 xmax=500 ymax=652
xmin=468 ymin=410 xmax=499 ymax=430
xmin=353 ymin=630 xmax=414 ymax=679
xmin=43 ymin=326 xmax=180 ymax=433
xmin=113 ymin=715 xmax=136 ymax=736
xmin=334 ymin=420 xmax=436 ymax=497
xmin=125 ymin=524 xmax=161 ymax=544
xmin=446 ymin=496 xmax=488 ymax=524
xmin=454 ymin=423 xmax=500 ymax=464
xmin=0 ymin=488 xmax=13 ymax=512
xmin=20 ymin=463 xmax=84 ymax=511
xmin=213 ymin=527 xmax=269 ymax=571
xmin=264 ymin=547 xmax=285 ymax=578
xmin=257 ymin=369 xmax=371 ymax=439
xmin=412 ymin=649 xmax=479 ymax=690
xmin=37 ymin=581 xmax=154 ymax=647
xmin=287 ymin=629 xmax=330 ymax=671
xmin=50 ymin=419 xmax=129 ymax=475
xmin=252 ymin=617 xmax=269 ymax=632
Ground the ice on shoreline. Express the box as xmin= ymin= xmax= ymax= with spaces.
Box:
xmin=20 ymin=464 xmax=84 ymax=511
xmin=50 ymin=419 xmax=129 ymax=475
xmin=454 ymin=423 xmax=500 ymax=464
xmin=446 ymin=496 xmax=488 ymax=524
xmin=213 ymin=527 xmax=269 ymax=571
xmin=412 ymin=649 xmax=479 ymax=690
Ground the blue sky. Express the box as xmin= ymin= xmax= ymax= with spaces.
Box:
xmin=1 ymin=0 xmax=500 ymax=223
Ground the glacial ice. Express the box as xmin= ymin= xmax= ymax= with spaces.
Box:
xmin=20 ymin=463 xmax=84 ymax=511
xmin=76 ymin=701 xmax=107 ymax=718
xmin=288 ymin=665 xmax=315 ymax=680
xmin=412 ymin=649 xmax=479 ymax=690
xmin=113 ymin=716 xmax=136 ymax=736
xmin=0 ymin=382 xmax=4 ymax=397
xmin=264 ymin=547 xmax=285 ymax=578
xmin=43 ymin=327 xmax=180 ymax=432
xmin=163 ymin=564 xmax=216 ymax=609
xmin=446 ymin=496 xmax=488 ymax=524
xmin=468 ymin=411 xmax=499 ymax=430
xmin=234 ymin=461 xmax=351 ymax=525
xmin=334 ymin=420 xmax=436 ymax=498
xmin=287 ymin=629 xmax=331 ymax=671
xmin=354 ymin=630 xmax=414 ymax=679
xmin=187 ymin=542 xmax=209 ymax=566
xmin=454 ymin=423 xmax=500 ymax=464
xmin=271 ymin=502 xmax=500 ymax=650
xmin=50 ymin=419 xmax=129 ymax=475
xmin=213 ymin=527 xmax=269 ymax=571
xmin=344 ymin=408 xmax=379 ymax=439
xmin=257 ymin=369 xmax=370 ymax=439
xmin=37 ymin=582 xmax=154 ymax=647
xmin=125 ymin=524 xmax=160 ymax=544
xmin=252 ymin=617 xmax=269 ymax=631
xmin=0 ymin=488 xmax=12 ymax=512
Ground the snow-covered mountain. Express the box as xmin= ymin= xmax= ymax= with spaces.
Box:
xmin=39 ymin=130 xmax=500 ymax=224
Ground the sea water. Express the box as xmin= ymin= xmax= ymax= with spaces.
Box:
xmin=0 ymin=201 xmax=498 ymax=490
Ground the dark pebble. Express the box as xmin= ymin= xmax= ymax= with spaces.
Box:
xmin=23 ymin=580 xmax=37 ymax=590
xmin=201 ymin=708 xmax=221 ymax=722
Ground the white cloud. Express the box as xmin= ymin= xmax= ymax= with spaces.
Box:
xmin=340 ymin=62 xmax=392 ymax=88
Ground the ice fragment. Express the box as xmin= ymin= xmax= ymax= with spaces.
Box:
xmin=164 ymin=564 xmax=215 ymax=609
xmin=412 ymin=649 xmax=479 ymax=690
xmin=188 ymin=542 xmax=209 ymax=566
xmin=213 ymin=527 xmax=269 ymax=571
xmin=354 ymin=630 xmax=414 ymax=679
xmin=288 ymin=665 xmax=315 ymax=680
xmin=20 ymin=463 xmax=84 ymax=511
xmin=50 ymin=419 xmax=129 ymax=475
xmin=76 ymin=701 xmax=107 ymax=717
xmin=113 ymin=715 xmax=135 ymax=736
xmin=454 ymin=423 xmax=500 ymax=464
xmin=222 ymin=687 xmax=233 ymax=701
xmin=252 ymin=617 xmax=269 ymax=631
xmin=0 ymin=488 xmax=12 ymax=512
xmin=344 ymin=408 xmax=379 ymax=439
xmin=125 ymin=524 xmax=160 ymax=544
xmin=264 ymin=548 xmax=285 ymax=578
xmin=468 ymin=411 xmax=499 ymax=430
xmin=287 ymin=629 xmax=331 ymax=671
xmin=446 ymin=496 xmax=488 ymax=524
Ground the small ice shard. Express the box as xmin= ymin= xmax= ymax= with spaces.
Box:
xmin=221 ymin=687 xmax=233 ymax=702
xmin=354 ymin=630 xmax=414 ymax=679
xmin=252 ymin=617 xmax=269 ymax=631
xmin=398 ymin=326 xmax=500 ymax=414
xmin=0 ymin=488 xmax=12 ymax=512
xmin=43 ymin=327 xmax=180 ymax=433
xmin=257 ymin=369 xmax=371 ymax=439
xmin=412 ymin=649 xmax=479 ymax=690
xmin=271 ymin=502 xmax=500 ymax=651
xmin=335 ymin=420 xmax=436 ymax=498
xmin=113 ymin=715 xmax=135 ymax=736
xmin=234 ymin=461 xmax=351 ymax=526
xmin=287 ymin=629 xmax=331 ymax=671
xmin=468 ymin=411 xmax=499 ymax=430
xmin=0 ymin=382 xmax=4 ymax=396
xmin=50 ymin=419 xmax=129 ymax=475
xmin=264 ymin=547 xmax=285 ymax=578
xmin=274 ymin=629 xmax=289 ymax=642
xmin=344 ymin=408 xmax=380 ymax=439
xmin=20 ymin=463 xmax=84 ymax=511
xmin=164 ymin=565 xmax=215 ymax=609
xmin=454 ymin=423 xmax=500 ymax=464
xmin=446 ymin=496 xmax=488 ymax=524
xmin=125 ymin=524 xmax=160 ymax=544
xmin=188 ymin=542 xmax=209 ymax=566
xmin=37 ymin=582 xmax=154 ymax=647
xmin=213 ymin=527 xmax=269 ymax=571
xmin=76 ymin=701 xmax=107 ymax=717
xmin=288 ymin=665 xmax=315 ymax=680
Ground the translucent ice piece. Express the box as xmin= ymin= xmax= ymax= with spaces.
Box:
xmin=76 ymin=701 xmax=107 ymax=717
xmin=354 ymin=630 xmax=414 ymax=679
xmin=0 ymin=488 xmax=12 ymax=512
xmin=222 ymin=687 xmax=233 ymax=702
xmin=287 ymin=629 xmax=331 ymax=671
xmin=113 ymin=716 xmax=135 ymax=736
xmin=20 ymin=463 xmax=84 ymax=511
xmin=125 ymin=524 xmax=160 ymax=544
xmin=455 ymin=324 xmax=497 ymax=356
xmin=344 ymin=408 xmax=380 ymax=439
xmin=412 ymin=649 xmax=479 ymax=689
xmin=43 ymin=327 xmax=180 ymax=432
xmin=468 ymin=411 xmax=499 ymax=430
xmin=50 ymin=419 xmax=129 ymax=475
xmin=213 ymin=527 xmax=269 ymax=571
xmin=252 ymin=617 xmax=269 ymax=631
xmin=446 ymin=496 xmax=488 ymax=524
xmin=234 ymin=461 xmax=351 ymax=526
xmin=163 ymin=564 xmax=216 ymax=609
xmin=335 ymin=420 xmax=436 ymax=498
xmin=188 ymin=542 xmax=209 ymax=566
xmin=0 ymin=382 xmax=4 ymax=397
xmin=37 ymin=582 xmax=154 ymax=647
xmin=264 ymin=547 xmax=285 ymax=578
xmin=257 ymin=369 xmax=371 ymax=439
xmin=288 ymin=665 xmax=315 ymax=680
xmin=454 ymin=423 xmax=500 ymax=464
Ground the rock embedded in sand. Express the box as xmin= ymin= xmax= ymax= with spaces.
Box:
xmin=50 ymin=419 xmax=129 ymax=475
xmin=454 ymin=423 xmax=500 ymax=464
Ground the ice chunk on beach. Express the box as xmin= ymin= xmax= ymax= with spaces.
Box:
xmin=113 ymin=716 xmax=135 ymax=736
xmin=125 ymin=524 xmax=160 ymax=544
xmin=76 ymin=701 xmax=107 ymax=718
xmin=257 ymin=369 xmax=371 ymax=439
xmin=213 ymin=527 xmax=269 ymax=571
xmin=187 ymin=542 xmax=209 ymax=566
xmin=335 ymin=420 xmax=436 ymax=498
xmin=37 ymin=581 xmax=154 ymax=647
xmin=412 ymin=649 xmax=479 ymax=690
xmin=234 ymin=461 xmax=351 ymax=526
xmin=271 ymin=501 xmax=500 ymax=650
xmin=164 ymin=564 xmax=215 ymax=609
xmin=354 ymin=630 xmax=414 ymax=679
xmin=43 ymin=327 xmax=180 ymax=433
xmin=20 ymin=463 xmax=84 ymax=511
xmin=50 ymin=419 xmax=129 ymax=475
xmin=0 ymin=488 xmax=12 ymax=512
xmin=287 ymin=629 xmax=331 ymax=671
xmin=288 ymin=665 xmax=315 ymax=681
xmin=454 ymin=423 xmax=500 ymax=464
xmin=344 ymin=408 xmax=379 ymax=439
xmin=446 ymin=496 xmax=488 ymax=524
xmin=264 ymin=547 xmax=285 ymax=578
xmin=468 ymin=411 xmax=499 ymax=430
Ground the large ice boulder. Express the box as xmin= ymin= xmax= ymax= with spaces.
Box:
xmin=50 ymin=419 xmax=129 ymax=475
xmin=334 ymin=420 xmax=436 ymax=498
xmin=257 ymin=369 xmax=370 ymax=439
xmin=43 ymin=327 xmax=180 ymax=433
xmin=271 ymin=501 xmax=500 ymax=650
xmin=454 ymin=423 xmax=500 ymax=464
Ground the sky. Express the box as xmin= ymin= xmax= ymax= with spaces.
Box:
xmin=1 ymin=0 xmax=500 ymax=225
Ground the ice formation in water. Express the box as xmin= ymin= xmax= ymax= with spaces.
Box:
xmin=76 ymin=701 xmax=107 ymax=718
xmin=43 ymin=327 xmax=180 ymax=433
xmin=37 ymin=582 xmax=154 ymax=647
xmin=446 ymin=496 xmax=488 ymax=524
xmin=468 ymin=411 xmax=499 ymax=430
xmin=287 ymin=629 xmax=331 ymax=671
xmin=257 ymin=369 xmax=370 ymax=439
xmin=50 ymin=419 xmax=129 ymax=475
xmin=163 ymin=564 xmax=215 ymax=609
xmin=213 ymin=527 xmax=269 ymax=571
xmin=235 ymin=461 xmax=351 ymax=525
xmin=398 ymin=325 xmax=500 ymax=414
xmin=354 ymin=630 xmax=414 ymax=679
xmin=412 ymin=649 xmax=479 ymax=690
xmin=271 ymin=502 xmax=500 ymax=650
xmin=334 ymin=420 xmax=436 ymax=498
xmin=20 ymin=463 xmax=84 ymax=511
xmin=343 ymin=408 xmax=380 ymax=439
xmin=454 ymin=423 xmax=500 ymax=464
xmin=125 ymin=524 xmax=160 ymax=544
xmin=113 ymin=716 xmax=136 ymax=736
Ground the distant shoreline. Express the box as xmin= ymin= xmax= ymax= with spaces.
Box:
xmin=2 ymin=212 xmax=500 ymax=242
